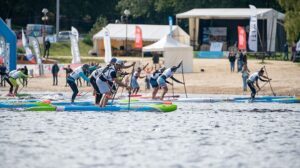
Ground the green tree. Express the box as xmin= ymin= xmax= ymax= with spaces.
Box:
xmin=83 ymin=16 xmax=108 ymax=45
xmin=278 ymin=0 xmax=300 ymax=42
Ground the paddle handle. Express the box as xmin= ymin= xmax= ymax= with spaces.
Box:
xmin=263 ymin=66 xmax=276 ymax=96
xmin=181 ymin=61 xmax=188 ymax=98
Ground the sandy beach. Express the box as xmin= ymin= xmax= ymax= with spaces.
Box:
xmin=3 ymin=58 xmax=300 ymax=96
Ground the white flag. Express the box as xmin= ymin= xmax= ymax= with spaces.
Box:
xmin=296 ymin=40 xmax=300 ymax=52
xmin=103 ymin=28 xmax=112 ymax=64
xmin=30 ymin=37 xmax=42 ymax=64
xmin=248 ymin=5 xmax=258 ymax=52
xmin=70 ymin=27 xmax=81 ymax=64
xmin=71 ymin=26 xmax=79 ymax=41
xmin=22 ymin=29 xmax=33 ymax=56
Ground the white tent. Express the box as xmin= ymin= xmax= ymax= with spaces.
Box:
xmin=176 ymin=8 xmax=285 ymax=52
xmin=93 ymin=24 xmax=190 ymax=56
xmin=143 ymin=35 xmax=193 ymax=73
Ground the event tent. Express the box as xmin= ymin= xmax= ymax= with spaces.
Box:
xmin=176 ymin=8 xmax=285 ymax=52
xmin=143 ymin=35 xmax=193 ymax=73
xmin=93 ymin=24 xmax=190 ymax=56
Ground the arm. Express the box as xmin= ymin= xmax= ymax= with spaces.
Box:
xmin=170 ymin=76 xmax=184 ymax=84
xmin=176 ymin=61 xmax=183 ymax=69
xmin=122 ymin=62 xmax=136 ymax=69
xmin=256 ymin=80 xmax=260 ymax=90
xmin=79 ymin=72 xmax=90 ymax=82
xmin=142 ymin=63 xmax=149 ymax=70
xmin=259 ymin=75 xmax=270 ymax=82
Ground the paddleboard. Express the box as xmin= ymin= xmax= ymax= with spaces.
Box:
xmin=26 ymin=104 xmax=177 ymax=112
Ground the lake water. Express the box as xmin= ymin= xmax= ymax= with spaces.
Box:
xmin=0 ymin=94 xmax=300 ymax=168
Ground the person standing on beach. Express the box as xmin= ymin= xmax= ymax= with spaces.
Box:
xmin=63 ymin=65 xmax=73 ymax=87
xmin=283 ymin=42 xmax=289 ymax=60
xmin=157 ymin=62 xmax=184 ymax=100
xmin=67 ymin=64 xmax=90 ymax=103
xmin=228 ymin=51 xmax=236 ymax=72
xmin=22 ymin=66 xmax=28 ymax=87
xmin=152 ymin=53 xmax=160 ymax=70
xmin=0 ymin=63 xmax=7 ymax=87
xmin=241 ymin=64 xmax=250 ymax=91
xmin=51 ymin=62 xmax=60 ymax=86
xmin=237 ymin=50 xmax=244 ymax=72
xmin=43 ymin=39 xmax=51 ymax=59
xmin=246 ymin=69 xmax=270 ymax=100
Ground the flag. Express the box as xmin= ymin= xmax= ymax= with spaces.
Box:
xmin=22 ymin=29 xmax=36 ymax=63
xmin=248 ymin=5 xmax=258 ymax=52
xmin=103 ymin=28 xmax=112 ymax=64
xmin=70 ymin=27 xmax=81 ymax=64
xmin=30 ymin=37 xmax=42 ymax=64
xmin=238 ymin=26 xmax=247 ymax=50
xmin=135 ymin=26 xmax=143 ymax=48
xmin=168 ymin=16 xmax=173 ymax=36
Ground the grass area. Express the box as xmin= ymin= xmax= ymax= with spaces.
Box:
xmin=49 ymin=41 xmax=93 ymax=57
xmin=50 ymin=56 xmax=105 ymax=64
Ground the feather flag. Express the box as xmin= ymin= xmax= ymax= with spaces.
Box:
xmin=22 ymin=29 xmax=36 ymax=63
xmin=135 ymin=26 xmax=143 ymax=48
xmin=70 ymin=27 xmax=81 ymax=64
xmin=238 ymin=26 xmax=247 ymax=50
xmin=103 ymin=28 xmax=112 ymax=64
xmin=248 ymin=5 xmax=258 ymax=52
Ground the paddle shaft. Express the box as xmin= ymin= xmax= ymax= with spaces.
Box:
xmin=181 ymin=61 xmax=188 ymax=98
xmin=128 ymin=65 xmax=135 ymax=111
xmin=111 ymin=75 xmax=126 ymax=105
xmin=263 ymin=66 xmax=276 ymax=96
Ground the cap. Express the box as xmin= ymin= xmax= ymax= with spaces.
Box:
xmin=82 ymin=64 xmax=90 ymax=70
xmin=116 ymin=60 xmax=124 ymax=66
xmin=110 ymin=57 xmax=118 ymax=64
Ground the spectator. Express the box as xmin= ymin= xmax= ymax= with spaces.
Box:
xmin=241 ymin=64 xmax=250 ymax=91
xmin=0 ymin=63 xmax=7 ymax=87
xmin=22 ymin=66 xmax=28 ymax=87
xmin=228 ymin=51 xmax=236 ymax=72
xmin=283 ymin=42 xmax=289 ymax=60
xmin=44 ymin=39 xmax=51 ymax=59
xmin=51 ymin=62 xmax=60 ymax=86
xmin=242 ymin=50 xmax=247 ymax=65
xmin=237 ymin=50 xmax=244 ymax=72
xmin=144 ymin=66 xmax=153 ymax=90
xmin=152 ymin=53 xmax=160 ymax=70
xmin=291 ymin=42 xmax=296 ymax=61
xmin=63 ymin=65 xmax=73 ymax=87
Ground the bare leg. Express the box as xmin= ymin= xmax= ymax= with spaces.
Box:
xmin=152 ymin=87 xmax=159 ymax=99
xmin=160 ymin=87 xmax=168 ymax=100
xmin=14 ymin=85 xmax=19 ymax=95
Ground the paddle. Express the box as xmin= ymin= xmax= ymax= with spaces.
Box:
xmin=128 ymin=65 xmax=135 ymax=111
xmin=110 ymin=74 xmax=126 ymax=105
xmin=181 ymin=61 xmax=188 ymax=98
xmin=263 ymin=66 xmax=276 ymax=96
xmin=256 ymin=81 xmax=269 ymax=96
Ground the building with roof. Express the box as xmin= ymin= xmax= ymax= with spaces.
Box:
xmin=93 ymin=24 xmax=190 ymax=56
xmin=176 ymin=8 xmax=285 ymax=52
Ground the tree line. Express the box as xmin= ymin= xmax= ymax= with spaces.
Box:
xmin=0 ymin=0 xmax=298 ymax=41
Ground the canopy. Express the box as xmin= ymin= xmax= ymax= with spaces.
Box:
xmin=176 ymin=8 xmax=285 ymax=52
xmin=143 ymin=35 xmax=193 ymax=72
xmin=176 ymin=8 xmax=284 ymax=20
xmin=93 ymin=23 xmax=190 ymax=45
